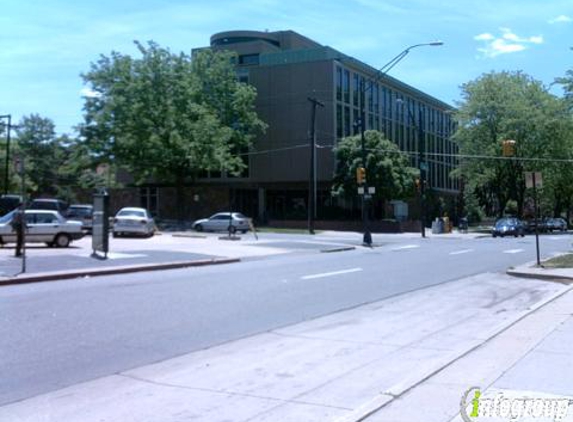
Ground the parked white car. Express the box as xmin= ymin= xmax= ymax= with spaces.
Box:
xmin=112 ymin=207 xmax=155 ymax=238
xmin=0 ymin=209 xmax=83 ymax=247
xmin=192 ymin=212 xmax=251 ymax=233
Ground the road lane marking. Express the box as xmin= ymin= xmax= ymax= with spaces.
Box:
xmin=301 ymin=268 xmax=363 ymax=280
xmin=391 ymin=244 xmax=420 ymax=251
xmin=503 ymin=249 xmax=524 ymax=254
xmin=449 ymin=249 xmax=474 ymax=255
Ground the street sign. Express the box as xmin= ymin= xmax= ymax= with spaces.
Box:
xmin=358 ymin=187 xmax=365 ymax=195
xmin=368 ymin=186 xmax=375 ymax=194
xmin=524 ymin=171 xmax=542 ymax=189
xmin=13 ymin=156 xmax=23 ymax=174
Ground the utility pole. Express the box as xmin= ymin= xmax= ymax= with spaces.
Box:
xmin=418 ymin=106 xmax=426 ymax=238
xmin=0 ymin=114 xmax=13 ymax=195
xmin=307 ymin=97 xmax=324 ymax=235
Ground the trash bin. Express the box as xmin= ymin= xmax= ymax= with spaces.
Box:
xmin=432 ymin=218 xmax=444 ymax=234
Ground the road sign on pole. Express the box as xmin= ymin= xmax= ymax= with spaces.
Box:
xmin=524 ymin=171 xmax=542 ymax=189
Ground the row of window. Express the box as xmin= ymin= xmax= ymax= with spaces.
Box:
xmin=335 ymin=66 xmax=454 ymax=135
xmin=335 ymin=66 xmax=459 ymax=191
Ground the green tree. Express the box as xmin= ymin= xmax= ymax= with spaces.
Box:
xmin=556 ymin=69 xmax=573 ymax=109
xmin=453 ymin=71 xmax=569 ymax=218
xmin=80 ymin=42 xmax=266 ymax=219
xmin=14 ymin=114 xmax=67 ymax=198
xmin=332 ymin=130 xmax=418 ymax=215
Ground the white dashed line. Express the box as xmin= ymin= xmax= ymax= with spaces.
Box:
xmin=391 ymin=244 xmax=420 ymax=251
xmin=503 ymin=249 xmax=524 ymax=254
xmin=449 ymin=249 xmax=474 ymax=255
xmin=301 ymin=268 xmax=363 ymax=280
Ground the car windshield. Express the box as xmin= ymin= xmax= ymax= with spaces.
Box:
xmin=234 ymin=213 xmax=247 ymax=219
xmin=495 ymin=219 xmax=511 ymax=227
xmin=68 ymin=208 xmax=92 ymax=218
xmin=117 ymin=210 xmax=145 ymax=217
xmin=0 ymin=209 xmax=15 ymax=224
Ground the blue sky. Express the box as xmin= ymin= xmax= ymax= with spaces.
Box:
xmin=1 ymin=0 xmax=572 ymax=135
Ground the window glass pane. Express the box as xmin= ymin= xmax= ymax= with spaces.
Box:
xmin=336 ymin=104 xmax=343 ymax=138
xmin=336 ymin=67 xmax=342 ymax=101
xmin=343 ymin=70 xmax=350 ymax=103
xmin=353 ymin=74 xmax=359 ymax=107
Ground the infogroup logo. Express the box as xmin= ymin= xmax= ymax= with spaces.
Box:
xmin=460 ymin=387 xmax=572 ymax=421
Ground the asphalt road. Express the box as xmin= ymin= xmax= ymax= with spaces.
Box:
xmin=1 ymin=232 xmax=571 ymax=406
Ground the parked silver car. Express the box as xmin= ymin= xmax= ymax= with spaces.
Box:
xmin=68 ymin=204 xmax=94 ymax=232
xmin=112 ymin=207 xmax=155 ymax=238
xmin=192 ymin=212 xmax=251 ymax=234
xmin=545 ymin=217 xmax=568 ymax=232
xmin=0 ymin=210 xmax=83 ymax=247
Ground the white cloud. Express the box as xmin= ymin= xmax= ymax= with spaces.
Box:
xmin=80 ymin=87 xmax=101 ymax=98
xmin=474 ymin=33 xmax=494 ymax=41
xmin=474 ymin=28 xmax=543 ymax=58
xmin=548 ymin=15 xmax=572 ymax=24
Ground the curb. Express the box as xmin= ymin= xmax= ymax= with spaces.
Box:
xmin=0 ymin=257 xmax=240 ymax=287
xmin=320 ymin=246 xmax=356 ymax=253
xmin=506 ymin=268 xmax=573 ymax=283
xmin=334 ymin=283 xmax=573 ymax=422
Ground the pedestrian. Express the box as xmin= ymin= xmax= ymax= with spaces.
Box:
xmin=11 ymin=206 xmax=25 ymax=257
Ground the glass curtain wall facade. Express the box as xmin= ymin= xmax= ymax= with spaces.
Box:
xmin=334 ymin=64 xmax=459 ymax=193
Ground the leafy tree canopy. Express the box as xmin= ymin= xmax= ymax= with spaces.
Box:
xmin=453 ymin=71 xmax=572 ymax=217
xmin=80 ymin=42 xmax=266 ymax=187
xmin=332 ymin=130 xmax=418 ymax=202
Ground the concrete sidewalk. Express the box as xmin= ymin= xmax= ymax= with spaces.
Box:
xmin=365 ymin=272 xmax=573 ymax=422
xmin=0 ymin=232 xmax=291 ymax=285
xmin=1 ymin=267 xmax=572 ymax=422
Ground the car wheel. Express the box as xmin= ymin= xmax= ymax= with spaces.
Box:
xmin=241 ymin=230 xmax=248 ymax=234
xmin=493 ymin=234 xmax=497 ymax=238
xmin=113 ymin=232 xmax=119 ymax=238
xmin=228 ymin=225 xmax=237 ymax=234
xmin=195 ymin=224 xmax=203 ymax=232
xmin=55 ymin=233 xmax=71 ymax=248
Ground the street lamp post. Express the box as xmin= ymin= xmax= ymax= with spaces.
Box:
xmin=0 ymin=114 xmax=12 ymax=195
xmin=357 ymin=41 xmax=443 ymax=246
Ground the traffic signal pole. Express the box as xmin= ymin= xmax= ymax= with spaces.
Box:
xmin=1 ymin=114 xmax=12 ymax=195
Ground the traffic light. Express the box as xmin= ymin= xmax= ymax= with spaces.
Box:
xmin=502 ymin=139 xmax=516 ymax=157
xmin=356 ymin=167 xmax=366 ymax=185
